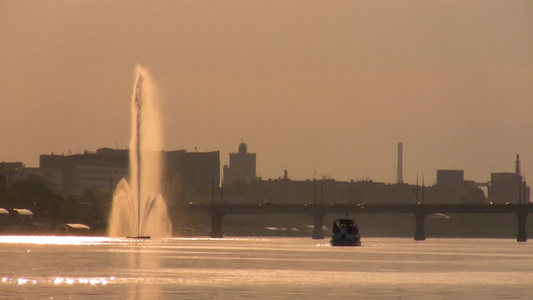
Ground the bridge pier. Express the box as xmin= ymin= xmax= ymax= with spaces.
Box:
xmin=414 ymin=213 xmax=426 ymax=241
xmin=209 ymin=213 xmax=225 ymax=238
xmin=516 ymin=212 xmax=527 ymax=242
xmin=312 ymin=212 xmax=325 ymax=240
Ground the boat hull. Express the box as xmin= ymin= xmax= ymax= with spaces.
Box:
xmin=330 ymin=238 xmax=361 ymax=246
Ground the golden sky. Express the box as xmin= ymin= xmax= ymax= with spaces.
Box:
xmin=1 ymin=0 xmax=532 ymax=184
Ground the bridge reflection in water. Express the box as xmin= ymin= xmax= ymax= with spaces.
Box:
xmin=182 ymin=203 xmax=533 ymax=242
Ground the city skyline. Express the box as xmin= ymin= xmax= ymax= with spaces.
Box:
xmin=1 ymin=1 xmax=532 ymax=185
xmin=5 ymin=143 xmax=529 ymax=189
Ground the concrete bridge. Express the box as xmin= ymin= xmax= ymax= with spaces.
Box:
xmin=181 ymin=202 xmax=533 ymax=242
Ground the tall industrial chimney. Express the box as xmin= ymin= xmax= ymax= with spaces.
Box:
xmin=516 ymin=154 xmax=521 ymax=175
xmin=397 ymin=142 xmax=403 ymax=184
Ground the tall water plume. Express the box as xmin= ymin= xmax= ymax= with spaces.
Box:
xmin=108 ymin=66 xmax=172 ymax=238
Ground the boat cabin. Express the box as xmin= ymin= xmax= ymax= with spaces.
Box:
xmin=332 ymin=219 xmax=359 ymax=235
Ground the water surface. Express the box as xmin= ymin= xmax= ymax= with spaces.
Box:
xmin=1 ymin=236 xmax=532 ymax=299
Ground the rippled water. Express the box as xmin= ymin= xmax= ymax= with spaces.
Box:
xmin=1 ymin=236 xmax=532 ymax=299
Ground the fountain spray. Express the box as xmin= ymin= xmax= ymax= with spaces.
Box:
xmin=108 ymin=66 xmax=172 ymax=238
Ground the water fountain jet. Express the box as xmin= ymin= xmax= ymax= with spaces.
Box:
xmin=108 ymin=66 xmax=172 ymax=238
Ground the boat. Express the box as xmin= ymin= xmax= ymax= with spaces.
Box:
xmin=330 ymin=219 xmax=361 ymax=246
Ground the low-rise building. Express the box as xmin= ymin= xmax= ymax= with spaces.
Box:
xmin=488 ymin=172 xmax=530 ymax=203
xmin=39 ymin=148 xmax=129 ymax=194
xmin=163 ymin=150 xmax=220 ymax=205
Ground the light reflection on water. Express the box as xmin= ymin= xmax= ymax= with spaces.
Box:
xmin=0 ymin=235 xmax=112 ymax=245
xmin=0 ymin=235 xmax=245 ymax=245
xmin=1 ymin=276 xmax=113 ymax=286
xmin=1 ymin=236 xmax=533 ymax=299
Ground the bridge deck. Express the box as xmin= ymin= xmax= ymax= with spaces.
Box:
xmin=183 ymin=203 xmax=533 ymax=215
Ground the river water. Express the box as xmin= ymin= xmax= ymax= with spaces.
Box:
xmin=1 ymin=236 xmax=532 ymax=299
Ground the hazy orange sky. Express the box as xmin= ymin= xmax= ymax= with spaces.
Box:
xmin=1 ymin=1 xmax=532 ymax=185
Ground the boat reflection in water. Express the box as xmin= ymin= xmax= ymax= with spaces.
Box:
xmin=330 ymin=219 xmax=361 ymax=246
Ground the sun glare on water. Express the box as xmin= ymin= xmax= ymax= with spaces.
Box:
xmin=1 ymin=276 xmax=115 ymax=286
xmin=0 ymin=235 xmax=114 ymax=245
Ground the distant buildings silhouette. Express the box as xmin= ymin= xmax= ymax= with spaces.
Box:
xmin=37 ymin=148 xmax=220 ymax=205
xmin=0 ymin=162 xmax=25 ymax=191
xmin=223 ymin=141 xmax=257 ymax=185
xmin=163 ymin=149 xmax=220 ymax=205
xmin=0 ymin=142 xmax=529 ymax=205
xmin=39 ymin=148 xmax=129 ymax=194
